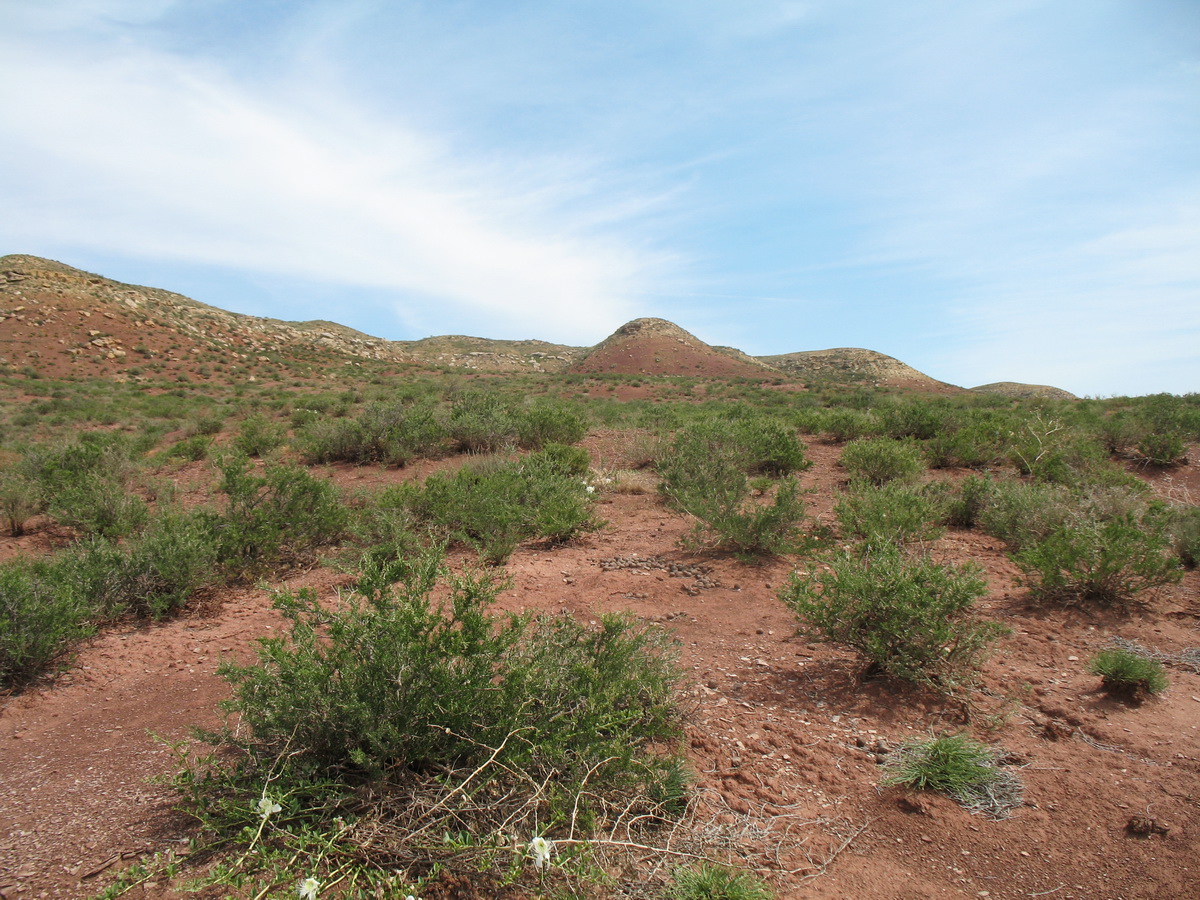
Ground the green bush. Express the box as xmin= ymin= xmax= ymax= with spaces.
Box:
xmin=882 ymin=734 xmax=1023 ymax=819
xmin=401 ymin=447 xmax=598 ymax=563
xmin=658 ymin=428 xmax=808 ymax=557
xmin=1013 ymin=515 xmax=1182 ymax=605
xmin=52 ymin=510 xmax=217 ymax=619
xmin=943 ymin=474 xmax=996 ymax=529
xmin=1171 ymin=505 xmax=1200 ymax=568
xmin=821 ymin=408 xmax=879 ymax=442
xmin=1089 ymin=648 xmax=1169 ymax=700
xmin=0 ymin=469 xmax=44 ymax=536
xmin=925 ymin=410 xmax=1015 ymax=469
xmin=516 ymin=401 xmax=588 ymax=449
xmin=840 ymin=437 xmax=925 ymax=485
xmin=977 ymin=479 xmax=1075 ymax=552
xmin=23 ymin=435 xmax=148 ymax=538
xmin=447 ymin=392 xmax=520 ymax=453
xmin=0 ymin=559 xmax=95 ymax=687
xmin=1137 ymin=432 xmax=1186 ymax=467
xmin=782 ymin=549 xmax=1002 ymax=690
xmin=213 ymin=456 xmax=349 ymax=580
xmin=167 ymin=434 xmax=214 ymax=461
xmin=835 ymin=482 xmax=946 ymax=549
xmin=296 ymin=401 xmax=447 ymax=466
xmin=232 ymin=414 xmax=287 ymax=458
xmin=219 ymin=545 xmax=684 ymax=793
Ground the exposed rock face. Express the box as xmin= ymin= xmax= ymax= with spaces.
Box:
xmin=970 ymin=382 xmax=1077 ymax=401
xmin=757 ymin=347 xmax=955 ymax=389
xmin=571 ymin=318 xmax=772 ymax=377
xmin=392 ymin=334 xmax=585 ymax=373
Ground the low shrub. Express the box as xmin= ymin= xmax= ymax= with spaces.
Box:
xmin=0 ymin=559 xmax=95 ymax=687
xmin=781 ymin=549 xmax=1003 ymax=690
xmin=1136 ymin=432 xmax=1186 ymax=467
xmin=400 ymin=446 xmax=598 ymax=563
xmin=882 ymin=734 xmax=1023 ymax=819
xmin=943 ymin=474 xmax=996 ymax=529
xmin=516 ymin=401 xmax=588 ymax=449
xmin=1013 ymin=515 xmax=1182 ymax=605
xmin=1171 ymin=505 xmax=1200 ymax=568
xmin=213 ymin=456 xmax=349 ymax=580
xmin=24 ymin=435 xmax=148 ymax=539
xmin=232 ymin=414 xmax=287 ymax=458
xmin=1089 ymin=648 xmax=1169 ymax=700
xmin=840 ymin=437 xmax=925 ymax=485
xmin=977 ymin=479 xmax=1075 ymax=552
xmin=181 ymin=548 xmax=686 ymax=891
xmin=447 ymin=392 xmax=520 ymax=453
xmin=167 ymin=434 xmax=214 ymax=461
xmin=296 ymin=401 xmax=447 ymax=466
xmin=0 ymin=470 xmax=44 ymax=536
xmin=821 ymin=409 xmax=879 ymax=442
xmin=658 ymin=429 xmax=808 ymax=557
xmin=834 ymin=482 xmax=946 ymax=549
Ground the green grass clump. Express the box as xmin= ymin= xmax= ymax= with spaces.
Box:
xmin=668 ymin=863 xmax=773 ymax=900
xmin=296 ymin=401 xmax=448 ymax=466
xmin=882 ymin=734 xmax=1023 ymax=819
xmin=1089 ymin=648 xmax=1169 ymax=700
xmin=781 ymin=549 xmax=1004 ymax=691
xmin=839 ymin=437 xmax=925 ymax=485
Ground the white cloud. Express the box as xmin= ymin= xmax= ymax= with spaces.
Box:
xmin=0 ymin=4 xmax=669 ymax=343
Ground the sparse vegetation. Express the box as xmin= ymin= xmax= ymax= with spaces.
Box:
xmin=882 ymin=734 xmax=1023 ymax=819
xmin=1089 ymin=647 xmax=1169 ymax=700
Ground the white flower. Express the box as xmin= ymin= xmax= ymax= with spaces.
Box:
xmin=585 ymin=485 xmax=596 ymax=494
xmin=298 ymin=877 xmax=320 ymax=900
xmin=528 ymin=835 xmax=554 ymax=870
xmin=256 ymin=796 xmax=282 ymax=819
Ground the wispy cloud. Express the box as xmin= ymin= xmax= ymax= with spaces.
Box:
xmin=0 ymin=3 xmax=672 ymax=342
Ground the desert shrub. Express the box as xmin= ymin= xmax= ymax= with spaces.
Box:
xmin=925 ymin=410 xmax=1016 ymax=469
xmin=840 ymin=437 xmax=925 ymax=485
xmin=1013 ymin=515 xmax=1182 ymax=605
xmin=834 ymin=482 xmax=946 ymax=549
xmin=23 ymin=435 xmax=148 ymax=538
xmin=401 ymin=447 xmax=598 ymax=563
xmin=187 ymin=414 xmax=225 ymax=437
xmin=167 ymin=434 xmax=214 ymax=461
xmin=447 ymin=392 xmax=520 ymax=453
xmin=1171 ymin=505 xmax=1200 ymax=568
xmin=0 ymin=559 xmax=95 ymax=687
xmin=658 ymin=430 xmax=808 ymax=557
xmin=977 ymin=479 xmax=1075 ymax=551
xmin=822 ymin=408 xmax=879 ymax=442
xmin=297 ymin=401 xmax=447 ymax=466
xmin=1089 ymin=648 xmax=1169 ymax=700
xmin=943 ymin=474 xmax=996 ymax=528
xmin=882 ymin=734 xmax=1023 ymax=819
xmin=782 ymin=549 xmax=1002 ymax=690
xmin=516 ymin=401 xmax=588 ymax=449
xmin=668 ymin=863 xmax=773 ymax=900
xmin=728 ymin=417 xmax=811 ymax=476
xmin=232 ymin=414 xmax=287 ymax=457
xmin=214 ymin=544 xmax=684 ymax=807
xmin=0 ymin=469 xmax=44 ymax=536
xmin=213 ymin=456 xmax=348 ymax=580
xmin=879 ymin=402 xmax=948 ymax=441
xmin=51 ymin=511 xmax=217 ymax=619
xmin=1136 ymin=431 xmax=1186 ymax=467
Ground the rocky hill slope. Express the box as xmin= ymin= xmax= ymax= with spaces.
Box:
xmin=570 ymin=317 xmax=774 ymax=377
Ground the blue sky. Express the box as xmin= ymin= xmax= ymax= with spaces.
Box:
xmin=1 ymin=0 xmax=1197 ymax=396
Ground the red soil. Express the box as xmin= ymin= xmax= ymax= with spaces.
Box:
xmin=2 ymin=441 xmax=1199 ymax=899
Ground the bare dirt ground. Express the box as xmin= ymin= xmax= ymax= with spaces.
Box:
xmin=2 ymin=440 xmax=1199 ymax=899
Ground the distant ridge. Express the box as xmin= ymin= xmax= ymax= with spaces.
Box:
xmin=758 ymin=347 xmax=958 ymax=390
xmin=2 ymin=254 xmax=1072 ymax=393
xmin=970 ymin=382 xmax=1078 ymax=401
xmin=570 ymin=318 xmax=771 ymax=377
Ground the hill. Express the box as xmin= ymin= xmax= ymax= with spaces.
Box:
xmin=570 ymin=317 xmax=773 ymax=377
xmin=758 ymin=347 xmax=960 ymax=391
xmin=970 ymin=381 xmax=1079 ymax=401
